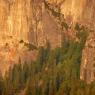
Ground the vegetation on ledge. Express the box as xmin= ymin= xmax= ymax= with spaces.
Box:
xmin=0 ymin=26 xmax=93 ymax=95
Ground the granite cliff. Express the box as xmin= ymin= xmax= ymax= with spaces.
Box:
xmin=0 ymin=0 xmax=95 ymax=82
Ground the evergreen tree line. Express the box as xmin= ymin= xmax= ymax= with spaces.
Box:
xmin=0 ymin=24 xmax=95 ymax=95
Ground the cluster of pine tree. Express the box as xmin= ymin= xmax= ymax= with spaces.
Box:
xmin=0 ymin=24 xmax=95 ymax=95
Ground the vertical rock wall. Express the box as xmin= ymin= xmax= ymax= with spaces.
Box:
xmin=0 ymin=0 xmax=29 ymax=42
xmin=80 ymin=32 xmax=95 ymax=83
xmin=0 ymin=0 xmax=95 ymax=45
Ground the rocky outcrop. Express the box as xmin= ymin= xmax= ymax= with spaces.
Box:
xmin=0 ymin=0 xmax=95 ymax=48
xmin=47 ymin=0 xmax=95 ymax=26
xmin=0 ymin=0 xmax=31 ymax=42
xmin=0 ymin=0 xmax=62 ymax=74
xmin=0 ymin=0 xmax=95 ymax=46
xmin=80 ymin=31 xmax=95 ymax=83
xmin=0 ymin=0 xmax=35 ymax=74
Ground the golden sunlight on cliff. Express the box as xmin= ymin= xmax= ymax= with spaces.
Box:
xmin=7 ymin=16 xmax=13 ymax=36
xmin=59 ymin=0 xmax=87 ymax=23
xmin=0 ymin=0 xmax=95 ymax=75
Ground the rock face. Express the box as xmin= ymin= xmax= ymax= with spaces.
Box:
xmin=1 ymin=0 xmax=95 ymax=46
xmin=0 ymin=0 xmax=32 ymax=74
xmin=0 ymin=0 xmax=62 ymax=74
xmin=0 ymin=0 xmax=62 ymax=47
xmin=80 ymin=32 xmax=95 ymax=83
xmin=61 ymin=0 xmax=85 ymax=22
xmin=48 ymin=0 xmax=95 ymax=26
xmin=0 ymin=0 xmax=95 ymax=78
xmin=0 ymin=0 xmax=30 ymax=42
xmin=61 ymin=0 xmax=95 ymax=25
xmin=0 ymin=0 xmax=95 ymax=47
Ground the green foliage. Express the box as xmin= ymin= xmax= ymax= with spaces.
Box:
xmin=75 ymin=23 xmax=81 ymax=31
xmin=62 ymin=22 xmax=69 ymax=30
xmin=0 ymin=73 xmax=4 ymax=95
xmin=0 ymin=21 xmax=94 ymax=95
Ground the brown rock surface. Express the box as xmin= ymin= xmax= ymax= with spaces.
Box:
xmin=0 ymin=0 xmax=95 ymax=77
